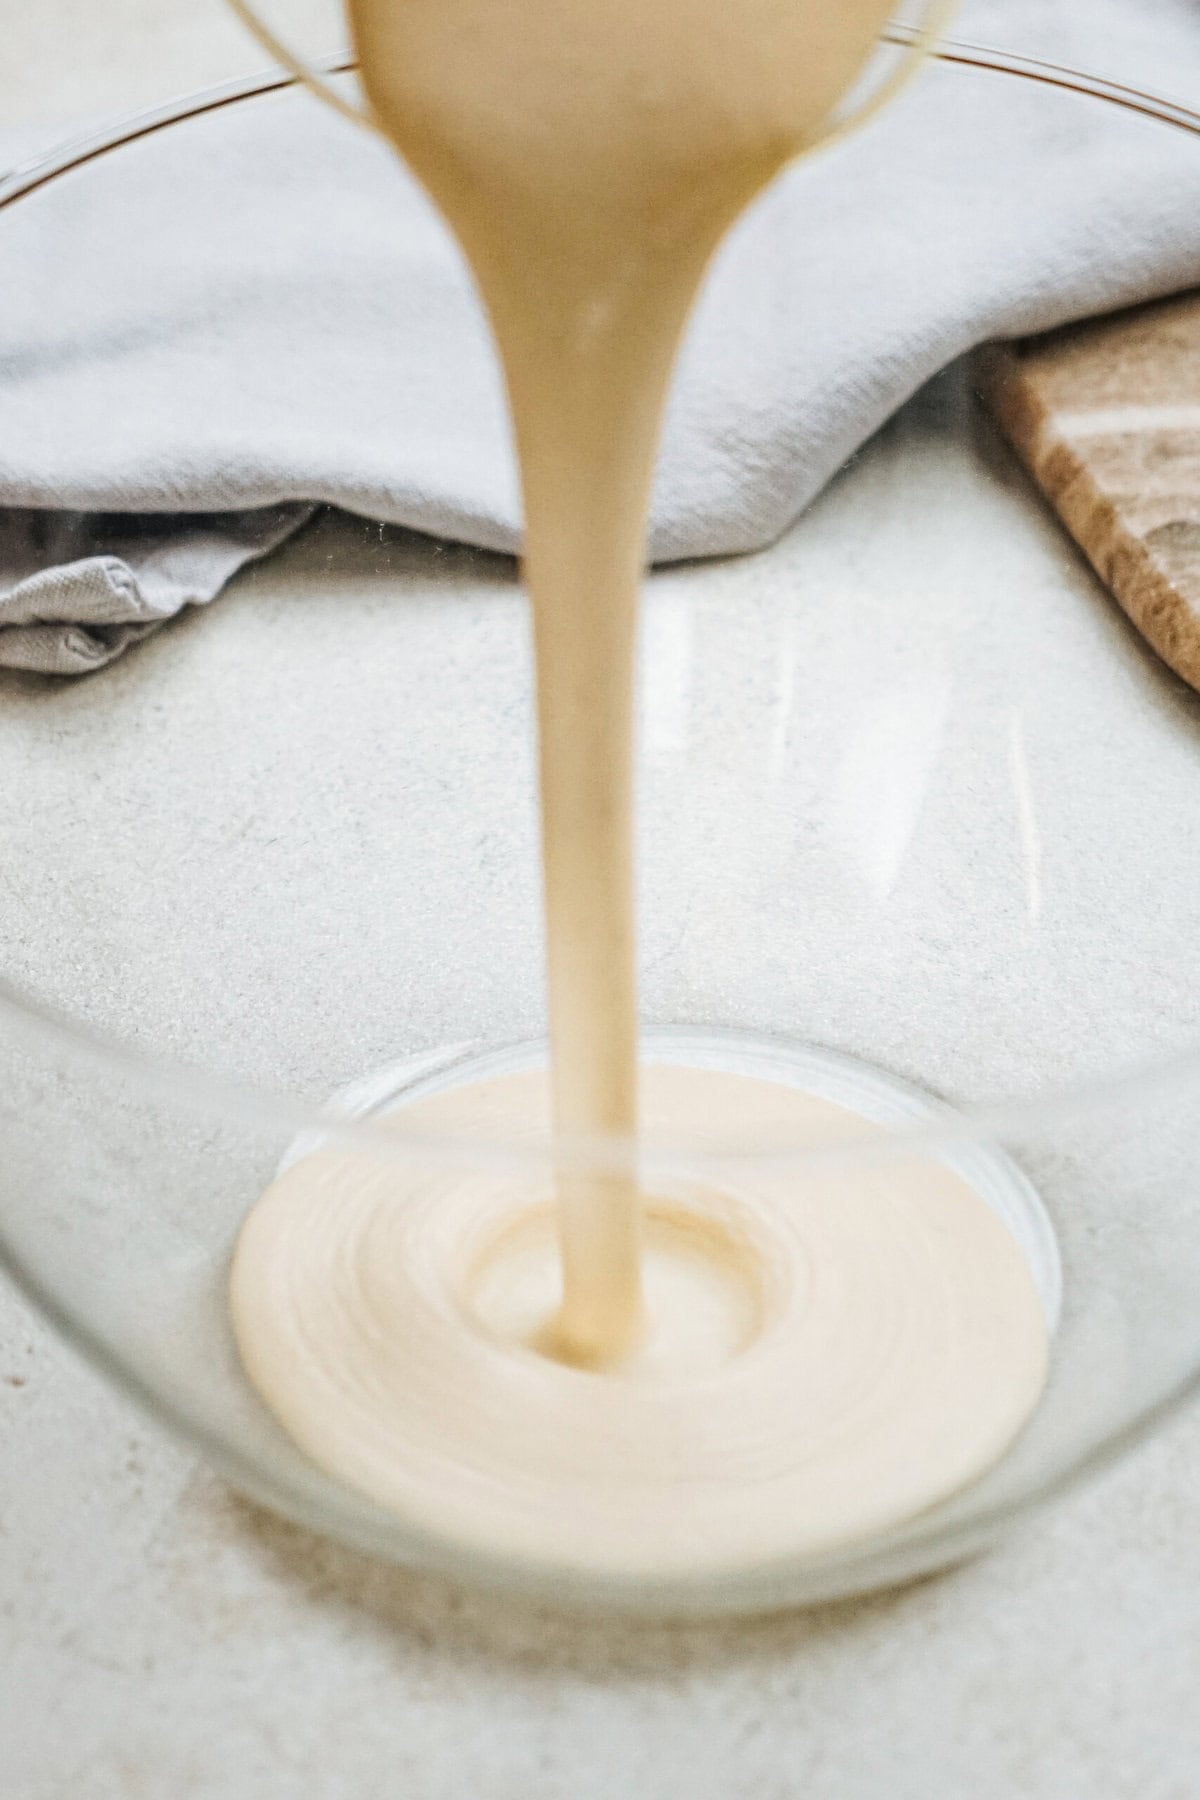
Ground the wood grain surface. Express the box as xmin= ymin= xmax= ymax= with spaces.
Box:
xmin=981 ymin=291 xmax=1200 ymax=691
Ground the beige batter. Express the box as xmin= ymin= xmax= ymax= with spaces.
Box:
xmin=232 ymin=1064 xmax=1048 ymax=1577
xmin=229 ymin=0 xmax=1050 ymax=1576
xmin=342 ymin=0 xmax=911 ymax=1364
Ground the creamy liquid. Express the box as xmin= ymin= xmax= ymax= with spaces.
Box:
xmin=344 ymin=0 xmax=898 ymax=1363
xmin=230 ymin=0 xmax=1051 ymax=1576
xmin=232 ymin=1064 xmax=1049 ymax=1576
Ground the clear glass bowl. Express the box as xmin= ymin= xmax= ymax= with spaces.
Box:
xmin=3 ymin=35 xmax=1200 ymax=1616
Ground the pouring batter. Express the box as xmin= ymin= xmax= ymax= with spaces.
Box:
xmin=229 ymin=0 xmax=1050 ymax=1579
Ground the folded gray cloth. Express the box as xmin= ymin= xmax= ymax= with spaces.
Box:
xmin=0 ymin=506 xmax=309 ymax=673
xmin=2 ymin=0 xmax=1199 ymax=674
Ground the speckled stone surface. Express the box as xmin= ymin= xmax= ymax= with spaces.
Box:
xmin=2 ymin=370 xmax=1200 ymax=1798
xmin=5 ymin=6 xmax=1200 ymax=1798
xmin=984 ymin=291 xmax=1200 ymax=691
xmin=3 ymin=1267 xmax=1200 ymax=1800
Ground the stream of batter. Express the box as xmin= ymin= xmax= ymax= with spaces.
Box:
xmin=230 ymin=0 xmax=1050 ymax=1579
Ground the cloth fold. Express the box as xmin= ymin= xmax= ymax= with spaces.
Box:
xmin=2 ymin=0 xmax=1199 ymax=674
xmin=0 ymin=504 xmax=310 ymax=673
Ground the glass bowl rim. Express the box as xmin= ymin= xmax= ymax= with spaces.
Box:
xmin=4 ymin=25 xmax=1200 ymax=215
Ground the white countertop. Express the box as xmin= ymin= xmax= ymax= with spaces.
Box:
xmin=5 ymin=1264 xmax=1200 ymax=1799
xmin=4 ymin=6 xmax=1200 ymax=1796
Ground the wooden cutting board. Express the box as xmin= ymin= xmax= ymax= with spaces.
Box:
xmin=979 ymin=290 xmax=1200 ymax=691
